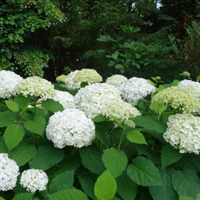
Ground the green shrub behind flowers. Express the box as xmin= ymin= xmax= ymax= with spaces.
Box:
xmin=1 ymin=69 xmax=200 ymax=200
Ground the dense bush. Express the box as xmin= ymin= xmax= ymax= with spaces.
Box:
xmin=1 ymin=69 xmax=200 ymax=200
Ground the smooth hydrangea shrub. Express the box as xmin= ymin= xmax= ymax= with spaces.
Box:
xmin=120 ymin=77 xmax=156 ymax=106
xmin=65 ymin=68 xmax=102 ymax=90
xmin=104 ymin=100 xmax=141 ymax=122
xmin=152 ymin=86 xmax=200 ymax=114
xmin=74 ymin=83 xmax=122 ymax=118
xmin=0 ymin=153 xmax=19 ymax=191
xmin=46 ymin=108 xmax=95 ymax=148
xmin=20 ymin=169 xmax=48 ymax=193
xmin=106 ymin=74 xmax=128 ymax=91
xmin=0 ymin=70 xmax=23 ymax=98
xmin=164 ymin=113 xmax=200 ymax=154
xmin=15 ymin=76 xmax=55 ymax=97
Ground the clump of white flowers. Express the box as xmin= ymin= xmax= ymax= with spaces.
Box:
xmin=15 ymin=76 xmax=55 ymax=97
xmin=46 ymin=108 xmax=95 ymax=148
xmin=56 ymin=74 xmax=67 ymax=82
xmin=106 ymin=74 xmax=128 ymax=90
xmin=104 ymin=100 xmax=141 ymax=122
xmin=151 ymin=86 xmax=200 ymax=114
xmin=164 ymin=113 xmax=200 ymax=154
xmin=0 ymin=153 xmax=19 ymax=191
xmin=120 ymin=77 xmax=156 ymax=106
xmin=20 ymin=169 xmax=48 ymax=193
xmin=43 ymin=90 xmax=75 ymax=109
xmin=65 ymin=68 xmax=102 ymax=90
xmin=0 ymin=70 xmax=23 ymax=98
xmin=74 ymin=83 xmax=122 ymax=118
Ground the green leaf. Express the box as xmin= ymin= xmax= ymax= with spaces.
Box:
xmin=111 ymin=51 xmax=119 ymax=60
xmin=127 ymin=156 xmax=162 ymax=186
xmin=132 ymin=116 xmax=166 ymax=133
xmin=12 ymin=193 xmax=34 ymax=200
xmin=0 ymin=111 xmax=16 ymax=127
xmin=179 ymin=195 xmax=194 ymax=200
xmin=0 ymin=197 xmax=5 ymax=200
xmin=42 ymin=99 xmax=64 ymax=112
xmin=5 ymin=100 xmax=19 ymax=112
xmin=29 ymin=145 xmax=64 ymax=170
xmin=172 ymin=169 xmax=200 ymax=198
xmin=116 ymin=173 xmax=137 ymax=200
xmin=0 ymin=136 xmax=8 ymax=153
xmin=102 ymin=147 xmax=128 ymax=178
xmin=150 ymin=102 xmax=167 ymax=114
xmin=161 ymin=144 xmax=183 ymax=169
xmin=49 ymin=170 xmax=74 ymax=193
xmin=149 ymin=168 xmax=178 ymax=200
xmin=92 ymin=115 xmax=109 ymax=122
xmin=80 ymin=146 xmax=105 ymax=175
xmin=78 ymin=173 xmax=97 ymax=200
xmin=4 ymin=124 xmax=25 ymax=151
xmin=24 ymin=116 xmax=46 ymax=136
xmin=14 ymin=95 xmax=31 ymax=109
xmin=94 ymin=170 xmax=117 ymax=200
xmin=48 ymin=189 xmax=89 ymax=200
xmin=127 ymin=130 xmax=147 ymax=144
xmin=11 ymin=142 xmax=37 ymax=166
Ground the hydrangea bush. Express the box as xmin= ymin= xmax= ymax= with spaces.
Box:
xmin=1 ymin=70 xmax=200 ymax=200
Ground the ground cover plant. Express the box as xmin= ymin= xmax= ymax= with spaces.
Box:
xmin=1 ymin=69 xmax=200 ymax=200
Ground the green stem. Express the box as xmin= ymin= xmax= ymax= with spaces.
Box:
xmin=117 ymin=131 xmax=126 ymax=150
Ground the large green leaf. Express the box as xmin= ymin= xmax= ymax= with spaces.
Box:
xmin=49 ymin=170 xmax=74 ymax=193
xmin=80 ymin=146 xmax=105 ymax=175
xmin=42 ymin=99 xmax=63 ymax=112
xmin=179 ymin=195 xmax=194 ymax=200
xmin=127 ymin=130 xmax=147 ymax=145
xmin=171 ymin=169 xmax=200 ymax=198
xmin=24 ymin=116 xmax=46 ymax=136
xmin=11 ymin=141 xmax=37 ymax=166
xmin=0 ymin=136 xmax=8 ymax=153
xmin=5 ymin=100 xmax=19 ymax=112
xmin=78 ymin=172 xmax=97 ymax=200
xmin=161 ymin=144 xmax=183 ymax=169
xmin=116 ymin=173 xmax=137 ymax=200
xmin=14 ymin=95 xmax=31 ymax=109
xmin=94 ymin=170 xmax=117 ymax=200
xmin=48 ymin=189 xmax=89 ymax=200
xmin=127 ymin=156 xmax=162 ymax=186
xmin=12 ymin=193 xmax=34 ymax=200
xmin=102 ymin=147 xmax=128 ymax=178
xmin=149 ymin=168 xmax=178 ymax=200
xmin=29 ymin=145 xmax=64 ymax=170
xmin=4 ymin=124 xmax=25 ymax=151
xmin=0 ymin=111 xmax=16 ymax=127
xmin=132 ymin=116 xmax=166 ymax=133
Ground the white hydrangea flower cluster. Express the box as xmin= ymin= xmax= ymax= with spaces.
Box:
xmin=15 ymin=76 xmax=55 ymax=97
xmin=65 ymin=68 xmax=102 ymax=90
xmin=43 ymin=90 xmax=75 ymax=109
xmin=20 ymin=169 xmax=48 ymax=193
xmin=120 ymin=77 xmax=156 ymax=106
xmin=151 ymin=86 xmax=200 ymax=114
xmin=106 ymin=74 xmax=128 ymax=90
xmin=74 ymin=83 xmax=122 ymax=118
xmin=0 ymin=153 xmax=19 ymax=191
xmin=46 ymin=108 xmax=95 ymax=148
xmin=0 ymin=70 xmax=23 ymax=98
xmin=164 ymin=113 xmax=200 ymax=154
xmin=56 ymin=74 xmax=67 ymax=82
xmin=104 ymin=100 xmax=141 ymax=122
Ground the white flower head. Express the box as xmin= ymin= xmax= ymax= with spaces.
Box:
xmin=0 ymin=70 xmax=23 ymax=98
xmin=65 ymin=68 xmax=102 ymax=90
xmin=104 ymin=99 xmax=141 ymax=122
xmin=74 ymin=83 xmax=122 ymax=118
xmin=15 ymin=76 xmax=55 ymax=97
xmin=0 ymin=153 xmax=19 ymax=191
xmin=20 ymin=169 xmax=48 ymax=193
xmin=152 ymin=86 xmax=200 ymax=114
xmin=106 ymin=74 xmax=128 ymax=90
xmin=46 ymin=108 xmax=95 ymax=148
xmin=164 ymin=113 xmax=200 ymax=154
xmin=120 ymin=77 xmax=156 ymax=106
